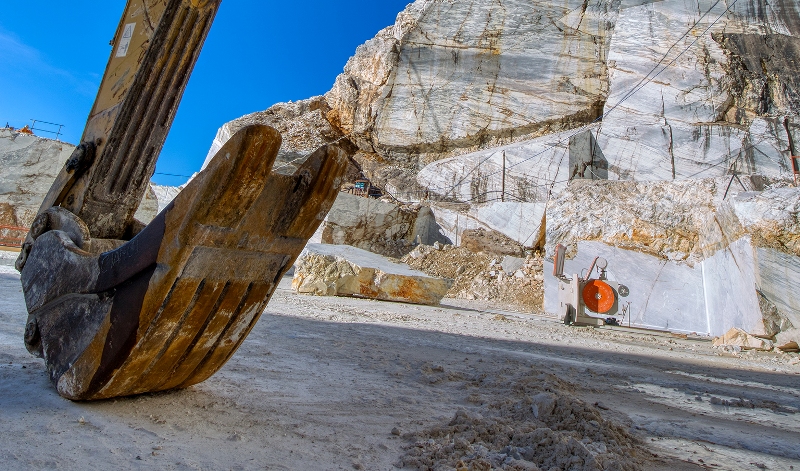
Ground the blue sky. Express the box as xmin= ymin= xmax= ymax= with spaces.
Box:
xmin=0 ymin=1 xmax=410 ymax=185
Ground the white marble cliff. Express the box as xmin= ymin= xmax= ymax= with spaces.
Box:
xmin=204 ymin=0 xmax=800 ymax=343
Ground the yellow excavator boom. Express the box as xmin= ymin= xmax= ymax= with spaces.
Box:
xmin=16 ymin=0 xmax=354 ymax=400
xmin=36 ymin=0 xmax=221 ymax=241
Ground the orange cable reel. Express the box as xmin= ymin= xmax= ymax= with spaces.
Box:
xmin=582 ymin=279 xmax=616 ymax=314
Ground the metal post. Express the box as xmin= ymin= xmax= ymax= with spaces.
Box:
xmin=784 ymin=117 xmax=798 ymax=186
xmin=501 ymin=150 xmax=506 ymax=202
xmin=455 ymin=213 xmax=459 ymax=247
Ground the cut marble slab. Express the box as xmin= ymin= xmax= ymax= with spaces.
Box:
xmin=292 ymin=243 xmax=453 ymax=305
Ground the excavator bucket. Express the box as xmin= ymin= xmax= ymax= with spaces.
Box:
xmin=15 ymin=0 xmax=354 ymax=400
xmin=21 ymin=125 xmax=350 ymax=400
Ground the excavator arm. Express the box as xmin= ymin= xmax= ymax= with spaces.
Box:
xmin=16 ymin=0 xmax=353 ymax=400
xmin=34 ymin=0 xmax=221 ymax=241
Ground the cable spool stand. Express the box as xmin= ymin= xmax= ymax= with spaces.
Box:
xmin=553 ymin=244 xmax=630 ymax=327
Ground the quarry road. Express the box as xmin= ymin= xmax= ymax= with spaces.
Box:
xmin=1 ymin=251 xmax=799 ymax=471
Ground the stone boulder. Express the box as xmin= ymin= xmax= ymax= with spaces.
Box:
xmin=776 ymin=338 xmax=800 ymax=353
xmin=316 ymin=192 xmax=422 ymax=258
xmin=501 ymin=256 xmax=526 ymax=275
xmin=292 ymin=243 xmax=452 ymax=305
xmin=425 ymin=203 xmax=483 ymax=247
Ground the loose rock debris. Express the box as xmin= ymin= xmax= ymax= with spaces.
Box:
xmin=1 ymin=253 xmax=799 ymax=470
xmin=403 ymin=244 xmax=544 ymax=312
xmin=713 ymin=327 xmax=775 ymax=352
xmin=401 ymin=373 xmax=648 ymax=471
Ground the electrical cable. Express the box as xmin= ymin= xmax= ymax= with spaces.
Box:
xmin=154 ymin=172 xmax=193 ymax=178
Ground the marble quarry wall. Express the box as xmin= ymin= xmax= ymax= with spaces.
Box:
xmin=0 ymin=128 xmax=178 ymax=244
xmin=203 ymin=0 xmax=800 ymax=338
xmin=0 ymin=129 xmax=74 ymax=235
xmin=318 ymin=0 xmax=800 ymax=197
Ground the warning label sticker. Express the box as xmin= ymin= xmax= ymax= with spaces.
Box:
xmin=115 ymin=23 xmax=136 ymax=58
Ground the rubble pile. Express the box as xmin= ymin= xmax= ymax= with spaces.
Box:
xmin=713 ymin=327 xmax=800 ymax=354
xmin=203 ymin=96 xmax=359 ymax=179
xmin=401 ymin=373 xmax=646 ymax=471
xmin=712 ymin=327 xmax=775 ymax=352
xmin=403 ymin=244 xmax=544 ymax=312
xmin=460 ymin=228 xmax=526 ymax=257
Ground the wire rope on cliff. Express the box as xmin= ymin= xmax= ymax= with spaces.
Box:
xmin=415 ymin=118 xmax=785 ymax=203
xmin=428 ymin=0 xmax=741 ymax=202
xmin=600 ymin=0 xmax=728 ymax=118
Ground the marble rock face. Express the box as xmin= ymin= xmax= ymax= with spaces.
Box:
xmin=206 ymin=0 xmax=800 ymax=251
xmin=544 ymin=179 xmax=800 ymax=340
xmin=0 ymin=129 xmax=74 ymax=232
xmin=416 ymin=128 xmax=576 ymax=204
xmin=1 ymin=129 xmax=185 ymax=244
xmin=545 ymin=176 xmax=781 ymax=264
xmin=407 ymin=0 xmax=800 ymax=200
xmin=204 ymin=0 xmax=800 ymax=338
xmin=595 ymin=0 xmax=800 ymax=182
xmin=132 ymin=184 xmax=182 ymax=224
xmin=203 ymin=97 xmax=354 ymax=177
xmin=292 ymin=243 xmax=453 ymax=305
xmin=316 ymin=192 xmax=421 ymax=258
xmin=326 ymin=0 xmax=617 ymax=187
xmin=546 ymin=239 xmax=710 ymax=334
xmin=469 ymin=201 xmax=546 ymax=248
xmin=424 ymin=201 xmax=545 ymax=249
xmin=704 ymin=187 xmax=800 ymax=259
xmin=703 ymin=188 xmax=800 ymax=341
xmin=426 ymin=203 xmax=484 ymax=247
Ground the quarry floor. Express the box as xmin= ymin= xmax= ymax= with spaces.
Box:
xmin=1 ymin=250 xmax=799 ymax=470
